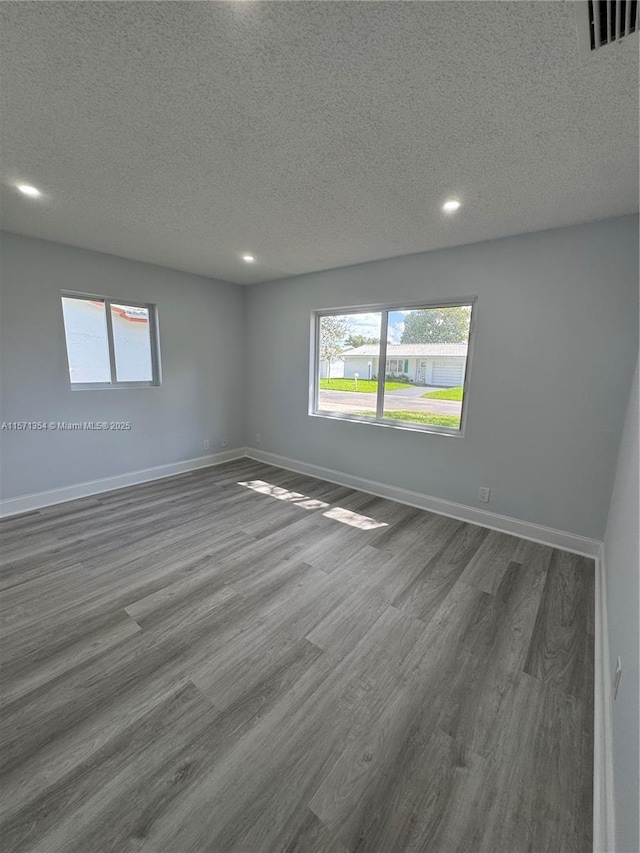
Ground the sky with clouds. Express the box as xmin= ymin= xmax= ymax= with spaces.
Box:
xmin=343 ymin=310 xmax=407 ymax=344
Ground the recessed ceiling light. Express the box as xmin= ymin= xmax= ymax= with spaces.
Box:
xmin=16 ymin=183 xmax=42 ymax=198
xmin=242 ymin=254 xmax=256 ymax=263
xmin=442 ymin=198 xmax=461 ymax=213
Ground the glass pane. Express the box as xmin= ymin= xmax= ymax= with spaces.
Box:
xmin=317 ymin=312 xmax=381 ymax=418
xmin=61 ymin=297 xmax=111 ymax=384
xmin=382 ymin=305 xmax=472 ymax=430
xmin=111 ymin=304 xmax=153 ymax=382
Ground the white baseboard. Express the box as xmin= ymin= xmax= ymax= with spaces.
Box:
xmin=0 ymin=447 xmax=248 ymax=518
xmin=245 ymin=447 xmax=602 ymax=558
xmin=3 ymin=444 xmax=603 ymax=556
xmin=593 ymin=546 xmax=616 ymax=853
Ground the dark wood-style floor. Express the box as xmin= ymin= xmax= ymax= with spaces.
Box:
xmin=0 ymin=459 xmax=594 ymax=853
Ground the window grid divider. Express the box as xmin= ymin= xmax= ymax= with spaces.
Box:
xmin=376 ymin=310 xmax=389 ymax=419
xmin=104 ymin=299 xmax=118 ymax=385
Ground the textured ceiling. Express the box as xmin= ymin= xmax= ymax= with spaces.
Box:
xmin=1 ymin=1 xmax=638 ymax=285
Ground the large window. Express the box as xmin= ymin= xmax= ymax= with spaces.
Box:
xmin=61 ymin=294 xmax=160 ymax=388
xmin=312 ymin=300 xmax=475 ymax=434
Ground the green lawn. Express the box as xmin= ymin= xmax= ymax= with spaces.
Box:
xmin=320 ymin=378 xmax=410 ymax=393
xmin=421 ymin=386 xmax=463 ymax=401
xmin=357 ymin=411 xmax=461 ymax=428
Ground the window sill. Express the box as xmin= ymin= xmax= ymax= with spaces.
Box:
xmin=70 ymin=382 xmax=161 ymax=390
xmin=309 ymin=410 xmax=464 ymax=437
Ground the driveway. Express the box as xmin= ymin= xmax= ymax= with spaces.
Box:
xmin=318 ymin=388 xmax=461 ymax=416
xmin=385 ymin=384 xmax=447 ymax=398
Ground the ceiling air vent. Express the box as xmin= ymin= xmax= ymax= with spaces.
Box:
xmin=577 ymin=0 xmax=638 ymax=51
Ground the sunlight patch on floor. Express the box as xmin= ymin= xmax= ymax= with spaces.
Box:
xmin=238 ymin=480 xmax=387 ymax=530
xmin=322 ymin=506 xmax=388 ymax=530
xmin=238 ymin=480 xmax=329 ymax=510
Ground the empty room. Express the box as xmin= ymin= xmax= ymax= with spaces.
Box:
xmin=0 ymin=2 xmax=638 ymax=852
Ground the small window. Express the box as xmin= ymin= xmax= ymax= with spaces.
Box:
xmin=312 ymin=300 xmax=475 ymax=435
xmin=61 ymin=294 xmax=160 ymax=389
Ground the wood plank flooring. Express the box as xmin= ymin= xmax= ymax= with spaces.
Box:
xmin=0 ymin=459 xmax=594 ymax=853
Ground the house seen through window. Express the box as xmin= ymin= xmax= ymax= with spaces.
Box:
xmin=61 ymin=294 xmax=160 ymax=388
xmin=313 ymin=301 xmax=474 ymax=434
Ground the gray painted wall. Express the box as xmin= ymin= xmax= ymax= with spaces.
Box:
xmin=0 ymin=232 xmax=245 ymax=499
xmin=603 ymin=359 xmax=639 ymax=853
xmin=1 ymin=219 xmax=637 ymax=540
xmin=244 ymin=216 xmax=639 ymax=539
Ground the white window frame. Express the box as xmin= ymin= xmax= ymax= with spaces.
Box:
xmin=61 ymin=291 xmax=162 ymax=390
xmin=310 ymin=297 xmax=477 ymax=437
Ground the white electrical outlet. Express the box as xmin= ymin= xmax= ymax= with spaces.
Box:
xmin=613 ymin=656 xmax=622 ymax=700
xmin=220 ymin=437 xmax=228 ymax=448
xmin=203 ymin=439 xmax=210 ymax=451
xmin=255 ymin=433 xmax=261 ymax=444
xmin=479 ymin=487 xmax=491 ymax=503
